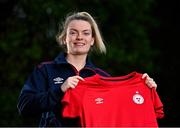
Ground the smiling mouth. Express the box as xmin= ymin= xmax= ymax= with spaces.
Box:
xmin=74 ymin=42 xmax=85 ymax=46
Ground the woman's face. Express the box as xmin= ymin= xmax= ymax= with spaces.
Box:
xmin=65 ymin=20 xmax=94 ymax=55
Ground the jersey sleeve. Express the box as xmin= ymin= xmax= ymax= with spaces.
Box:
xmin=151 ymin=88 xmax=165 ymax=118
xmin=61 ymin=84 xmax=84 ymax=118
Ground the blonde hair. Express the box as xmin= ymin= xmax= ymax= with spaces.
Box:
xmin=56 ymin=11 xmax=106 ymax=54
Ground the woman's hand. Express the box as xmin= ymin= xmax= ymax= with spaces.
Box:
xmin=61 ymin=75 xmax=84 ymax=92
xmin=142 ymin=73 xmax=157 ymax=89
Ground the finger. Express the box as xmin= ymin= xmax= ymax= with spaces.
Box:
xmin=145 ymin=79 xmax=151 ymax=86
xmin=142 ymin=73 xmax=148 ymax=79
xmin=74 ymin=76 xmax=85 ymax=81
xmin=146 ymin=82 xmax=153 ymax=88
xmin=147 ymin=77 xmax=154 ymax=82
xmin=69 ymin=84 xmax=76 ymax=89
xmin=72 ymin=78 xmax=82 ymax=86
xmin=146 ymin=79 xmax=157 ymax=88
xmin=72 ymin=79 xmax=79 ymax=85
xmin=69 ymin=81 xmax=78 ymax=89
xmin=149 ymin=80 xmax=157 ymax=88
xmin=68 ymin=76 xmax=80 ymax=84
xmin=72 ymin=78 xmax=79 ymax=83
xmin=154 ymin=83 xmax=157 ymax=89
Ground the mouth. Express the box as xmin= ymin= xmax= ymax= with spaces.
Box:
xmin=74 ymin=42 xmax=85 ymax=46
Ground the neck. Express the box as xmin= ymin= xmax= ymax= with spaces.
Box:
xmin=66 ymin=54 xmax=87 ymax=71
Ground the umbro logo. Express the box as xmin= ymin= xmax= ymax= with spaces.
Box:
xmin=53 ymin=77 xmax=64 ymax=84
xmin=95 ymin=97 xmax=104 ymax=104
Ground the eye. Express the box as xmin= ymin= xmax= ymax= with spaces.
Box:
xmin=83 ymin=31 xmax=92 ymax=36
xmin=84 ymin=32 xmax=90 ymax=35
xmin=69 ymin=31 xmax=77 ymax=35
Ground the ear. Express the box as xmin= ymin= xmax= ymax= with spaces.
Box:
xmin=91 ymin=38 xmax=94 ymax=46
xmin=63 ymin=40 xmax=66 ymax=45
xmin=63 ymin=36 xmax=67 ymax=45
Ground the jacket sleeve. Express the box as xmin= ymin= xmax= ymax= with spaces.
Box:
xmin=17 ymin=65 xmax=64 ymax=116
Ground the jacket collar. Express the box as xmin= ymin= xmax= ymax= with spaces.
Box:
xmin=54 ymin=52 xmax=96 ymax=69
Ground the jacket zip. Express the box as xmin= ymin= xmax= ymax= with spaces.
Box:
xmin=69 ymin=64 xmax=96 ymax=76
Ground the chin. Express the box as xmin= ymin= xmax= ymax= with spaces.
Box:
xmin=74 ymin=51 xmax=88 ymax=55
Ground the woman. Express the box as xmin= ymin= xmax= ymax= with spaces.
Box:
xmin=17 ymin=11 xmax=157 ymax=127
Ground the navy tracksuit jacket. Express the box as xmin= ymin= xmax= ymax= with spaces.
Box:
xmin=17 ymin=52 xmax=110 ymax=127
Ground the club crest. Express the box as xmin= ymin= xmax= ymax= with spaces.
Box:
xmin=133 ymin=91 xmax=144 ymax=104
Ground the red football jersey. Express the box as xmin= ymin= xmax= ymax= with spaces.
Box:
xmin=61 ymin=72 xmax=164 ymax=127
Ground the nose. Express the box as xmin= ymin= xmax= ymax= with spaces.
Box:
xmin=76 ymin=33 xmax=83 ymax=40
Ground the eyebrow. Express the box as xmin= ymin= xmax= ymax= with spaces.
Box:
xmin=69 ymin=28 xmax=91 ymax=32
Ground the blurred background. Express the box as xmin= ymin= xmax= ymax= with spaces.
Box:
xmin=0 ymin=0 xmax=179 ymax=127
